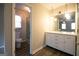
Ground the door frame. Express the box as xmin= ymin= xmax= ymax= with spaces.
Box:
xmin=12 ymin=3 xmax=15 ymax=56
xmin=12 ymin=3 xmax=32 ymax=56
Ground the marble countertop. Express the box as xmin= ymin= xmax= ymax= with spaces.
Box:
xmin=46 ymin=31 xmax=77 ymax=36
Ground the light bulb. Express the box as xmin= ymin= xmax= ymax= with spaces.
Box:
xmin=65 ymin=13 xmax=71 ymax=20
xmin=24 ymin=6 xmax=31 ymax=13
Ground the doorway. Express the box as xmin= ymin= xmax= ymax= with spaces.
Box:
xmin=14 ymin=3 xmax=31 ymax=56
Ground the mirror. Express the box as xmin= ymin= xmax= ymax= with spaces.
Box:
xmin=55 ymin=12 xmax=75 ymax=32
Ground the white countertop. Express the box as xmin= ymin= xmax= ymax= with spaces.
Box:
xmin=46 ymin=31 xmax=77 ymax=36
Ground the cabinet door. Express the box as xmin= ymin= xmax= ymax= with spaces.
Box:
xmin=57 ymin=34 xmax=65 ymax=51
xmin=46 ymin=33 xmax=57 ymax=48
xmin=65 ymin=35 xmax=75 ymax=55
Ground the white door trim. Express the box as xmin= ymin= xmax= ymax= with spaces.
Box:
xmin=11 ymin=4 xmax=32 ymax=56
xmin=12 ymin=3 xmax=15 ymax=56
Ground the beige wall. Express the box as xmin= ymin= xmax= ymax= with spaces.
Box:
xmin=27 ymin=4 xmax=52 ymax=54
xmin=27 ymin=3 xmax=77 ymax=54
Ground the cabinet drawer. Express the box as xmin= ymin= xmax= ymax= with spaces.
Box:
xmin=46 ymin=40 xmax=57 ymax=49
xmin=46 ymin=33 xmax=55 ymax=37
xmin=65 ymin=35 xmax=75 ymax=39
xmin=46 ymin=37 xmax=55 ymax=44
xmin=57 ymin=38 xmax=65 ymax=43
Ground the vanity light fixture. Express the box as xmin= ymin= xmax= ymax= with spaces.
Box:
xmin=65 ymin=13 xmax=71 ymax=20
xmin=49 ymin=17 xmax=57 ymax=21
xmin=64 ymin=4 xmax=71 ymax=20
xmin=49 ymin=17 xmax=54 ymax=20
xmin=54 ymin=18 xmax=57 ymax=21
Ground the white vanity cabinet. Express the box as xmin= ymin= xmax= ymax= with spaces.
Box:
xmin=45 ymin=32 xmax=76 ymax=55
xmin=46 ymin=33 xmax=57 ymax=48
xmin=56 ymin=35 xmax=65 ymax=51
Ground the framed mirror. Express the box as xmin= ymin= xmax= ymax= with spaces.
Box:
xmin=55 ymin=12 xmax=75 ymax=32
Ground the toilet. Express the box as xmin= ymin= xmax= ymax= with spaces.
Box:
xmin=16 ymin=38 xmax=22 ymax=48
xmin=15 ymin=28 xmax=22 ymax=48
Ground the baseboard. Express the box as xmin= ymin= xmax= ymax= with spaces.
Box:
xmin=32 ymin=45 xmax=46 ymax=55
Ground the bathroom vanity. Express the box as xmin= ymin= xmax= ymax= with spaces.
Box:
xmin=45 ymin=8 xmax=79 ymax=55
xmin=45 ymin=31 xmax=77 ymax=55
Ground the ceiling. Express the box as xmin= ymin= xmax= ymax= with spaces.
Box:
xmin=15 ymin=3 xmax=66 ymax=11
xmin=40 ymin=3 xmax=65 ymax=10
xmin=15 ymin=4 xmax=31 ymax=12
